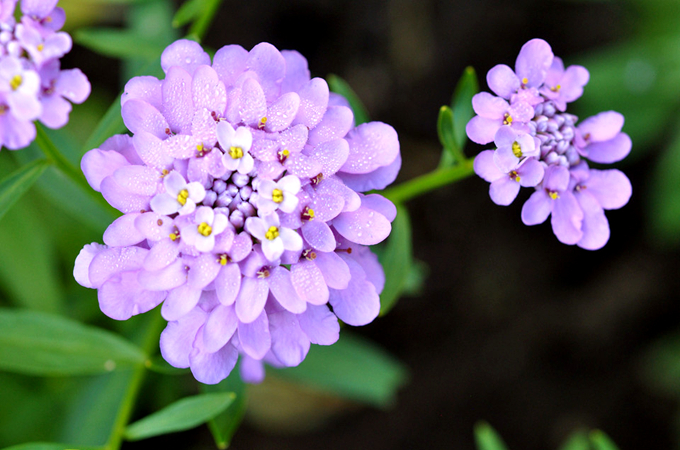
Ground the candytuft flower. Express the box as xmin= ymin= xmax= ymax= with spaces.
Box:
xmin=468 ymin=38 xmax=632 ymax=250
xmin=0 ymin=0 xmax=90 ymax=150
xmin=75 ymin=40 xmax=400 ymax=384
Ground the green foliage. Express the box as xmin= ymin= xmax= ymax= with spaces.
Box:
xmin=274 ymin=332 xmax=408 ymax=408
xmin=648 ymin=120 xmax=680 ymax=246
xmin=0 ymin=308 xmax=146 ymax=376
xmin=474 ymin=422 xmax=509 ymax=450
xmin=450 ymin=66 xmax=478 ymax=151
xmin=2 ymin=443 xmax=103 ymax=450
xmin=0 ymin=158 xmax=49 ymax=224
xmin=74 ymin=28 xmax=168 ymax=60
xmin=124 ymin=392 xmax=236 ymax=441
xmin=474 ymin=423 xmax=621 ymax=450
xmin=327 ymin=74 xmax=371 ymax=126
xmin=558 ymin=431 xmax=590 ymax=450
xmin=202 ymin=367 xmax=248 ymax=449
xmin=378 ymin=204 xmax=413 ymax=315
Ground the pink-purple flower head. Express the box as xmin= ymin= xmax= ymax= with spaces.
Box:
xmin=75 ymin=39 xmax=400 ymax=384
xmin=0 ymin=0 xmax=89 ymax=150
xmin=467 ymin=38 xmax=632 ymax=250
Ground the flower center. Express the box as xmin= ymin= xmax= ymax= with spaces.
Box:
xmin=548 ymin=190 xmax=559 ymax=200
xmin=302 ymin=206 xmax=315 ymax=221
xmin=218 ymin=254 xmax=230 ymax=265
xmin=509 ymin=170 xmax=520 ymax=182
xmin=521 ymin=77 xmax=529 ymax=85
xmin=258 ymin=117 xmax=267 ymax=129
xmin=278 ymin=149 xmax=290 ymax=163
xmin=229 ymin=146 xmax=243 ymax=159
xmin=511 ymin=141 xmax=522 ymax=158
xmin=265 ymin=226 xmax=279 ymax=240
xmin=9 ymin=74 xmax=22 ymax=91
xmin=37 ymin=43 xmax=44 ymax=51
xmin=550 ymin=84 xmax=561 ymax=92
xmin=503 ymin=113 xmax=513 ymax=125
xmin=177 ymin=189 xmax=189 ymax=205
xmin=272 ymin=188 xmax=284 ymax=203
xmin=197 ymin=222 xmax=212 ymax=236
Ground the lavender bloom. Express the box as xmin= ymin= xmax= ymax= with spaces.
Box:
xmin=0 ymin=0 xmax=89 ymax=150
xmin=75 ymin=40 xmax=400 ymax=384
xmin=467 ymin=38 xmax=632 ymax=250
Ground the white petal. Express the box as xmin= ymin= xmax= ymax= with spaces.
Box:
xmin=244 ymin=216 xmax=267 ymax=240
xmin=195 ymin=235 xmax=215 ymax=252
xmin=164 ymin=171 xmax=186 ymax=195
xmin=279 ymin=228 xmax=302 ymax=251
xmin=234 ymin=126 xmax=253 ymax=151
xmin=186 ymin=182 xmax=206 ymax=202
xmin=278 ymin=175 xmax=301 ymax=194
xmin=150 ymin=193 xmax=180 ymax=215
xmin=279 ymin=194 xmax=299 ymax=213
xmin=216 ymin=121 xmax=235 ymax=148
xmin=262 ymin=237 xmax=285 ymax=261
xmin=237 ymin=152 xmax=254 ymax=174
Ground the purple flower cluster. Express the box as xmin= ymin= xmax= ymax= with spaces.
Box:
xmin=74 ymin=40 xmax=400 ymax=384
xmin=467 ymin=39 xmax=632 ymax=250
xmin=0 ymin=0 xmax=89 ymax=150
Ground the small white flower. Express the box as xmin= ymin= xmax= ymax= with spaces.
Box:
xmin=217 ymin=121 xmax=254 ymax=174
xmin=150 ymin=171 xmax=206 ymax=215
xmin=181 ymin=206 xmax=229 ymax=253
xmin=244 ymin=213 xmax=302 ymax=262
xmin=253 ymin=174 xmax=301 ymax=214
xmin=0 ymin=55 xmax=41 ymax=121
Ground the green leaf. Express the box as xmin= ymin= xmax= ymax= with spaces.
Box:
xmin=648 ymin=121 xmax=680 ymax=246
xmin=0 ymin=308 xmax=146 ymax=376
xmin=558 ymin=431 xmax=590 ymax=450
xmin=74 ymin=28 xmax=168 ymax=60
xmin=437 ymin=105 xmax=458 ymax=164
xmin=2 ymin=443 xmax=103 ymax=450
xmin=639 ymin=331 xmax=680 ymax=396
xmin=589 ymin=430 xmax=620 ymax=450
xmin=124 ymin=392 xmax=236 ymax=441
xmin=145 ymin=355 xmax=190 ymax=375
xmin=327 ymin=74 xmax=371 ymax=125
xmin=474 ymin=421 xmax=509 ymax=450
xmin=202 ymin=366 xmax=248 ymax=449
xmin=275 ymin=332 xmax=408 ymax=408
xmin=0 ymin=158 xmax=49 ymax=223
xmin=450 ymin=66 xmax=478 ymax=151
xmin=379 ymin=205 xmax=413 ymax=315
xmin=173 ymin=0 xmax=205 ymax=28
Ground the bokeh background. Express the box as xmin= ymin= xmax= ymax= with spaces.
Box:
xmin=3 ymin=0 xmax=680 ymax=449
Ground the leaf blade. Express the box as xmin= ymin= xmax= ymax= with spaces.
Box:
xmin=379 ymin=205 xmax=413 ymax=315
xmin=474 ymin=421 xmax=509 ymax=450
xmin=0 ymin=158 xmax=49 ymax=223
xmin=124 ymin=392 xmax=236 ymax=441
xmin=451 ymin=66 xmax=478 ymax=151
xmin=327 ymin=74 xmax=371 ymax=125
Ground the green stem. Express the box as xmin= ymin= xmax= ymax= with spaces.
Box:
xmin=381 ymin=158 xmax=475 ymax=204
xmin=188 ymin=0 xmax=223 ymax=42
xmin=106 ymin=312 xmax=165 ymax=450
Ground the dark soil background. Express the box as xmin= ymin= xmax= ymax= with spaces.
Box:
xmin=82 ymin=0 xmax=680 ymax=449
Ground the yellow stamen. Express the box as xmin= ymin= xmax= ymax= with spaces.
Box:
xmin=510 ymin=170 xmax=521 ymax=182
xmin=550 ymin=84 xmax=561 ymax=92
xmin=511 ymin=141 xmax=522 ymax=158
xmin=229 ymin=146 xmax=243 ymax=159
xmin=219 ymin=254 xmax=229 ymax=265
xmin=272 ymin=188 xmax=284 ymax=203
xmin=196 ymin=143 xmax=204 ymax=154
xmin=521 ymin=77 xmax=529 ymax=85
xmin=258 ymin=117 xmax=267 ymax=129
xmin=265 ymin=226 xmax=279 ymax=240
xmin=197 ymin=222 xmax=212 ymax=237
xmin=278 ymin=148 xmax=290 ymax=163
xmin=9 ymin=74 xmax=22 ymax=91
xmin=549 ymin=191 xmax=559 ymax=200
xmin=161 ymin=169 xmax=169 ymax=178
xmin=177 ymin=189 xmax=189 ymax=206
xmin=503 ymin=113 xmax=513 ymax=125
xmin=37 ymin=43 xmax=44 ymax=51
xmin=169 ymin=232 xmax=179 ymax=241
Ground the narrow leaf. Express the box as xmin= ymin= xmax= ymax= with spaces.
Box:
xmin=187 ymin=0 xmax=223 ymax=42
xmin=474 ymin=421 xmax=509 ymax=450
xmin=379 ymin=205 xmax=413 ymax=315
xmin=2 ymin=443 xmax=103 ymax=450
xmin=0 ymin=158 xmax=49 ymax=223
xmin=451 ymin=66 xmax=478 ymax=151
xmin=437 ymin=105 xmax=458 ymax=164
xmin=0 ymin=308 xmax=146 ymax=376
xmin=275 ymin=332 xmax=408 ymax=408
xmin=558 ymin=431 xmax=590 ymax=450
xmin=124 ymin=392 xmax=236 ymax=441
xmin=589 ymin=430 xmax=620 ymax=450
xmin=74 ymin=28 xmax=168 ymax=60
xmin=173 ymin=0 xmax=205 ymax=28
xmin=649 ymin=121 xmax=680 ymax=247
xmin=327 ymin=74 xmax=371 ymax=125
xmin=202 ymin=366 xmax=247 ymax=449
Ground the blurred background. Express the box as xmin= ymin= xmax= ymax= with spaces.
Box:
xmin=3 ymin=0 xmax=680 ymax=449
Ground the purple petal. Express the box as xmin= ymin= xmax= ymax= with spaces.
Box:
xmin=162 ymin=66 xmax=194 ymax=134
xmin=268 ymin=310 xmax=310 ymax=367
xmin=74 ymin=243 xmax=107 ymax=289
xmin=308 ymin=106 xmax=354 ymax=146
xmin=489 ymin=176 xmax=520 ymax=206
xmin=543 ymin=165 xmax=570 ymax=192
xmin=88 ymin=246 xmax=145 ymax=288
xmin=333 ymin=206 xmax=391 ymax=245
xmin=466 ymin=115 xmax=501 ymax=145
xmin=161 ymin=39 xmax=211 ymax=76
xmin=337 ymin=153 xmax=401 ymax=192
xmin=328 ymin=254 xmax=380 ymax=326
xmin=238 ymin=311 xmax=271 ymax=359
xmin=264 ymin=92 xmax=299 ymax=132
xmin=298 ymin=304 xmax=339 ymax=345
xmin=304 ymin=138 xmax=349 ymax=177
xmin=291 ymin=259 xmax=329 ymax=305
xmin=39 ymin=94 xmax=71 ymax=129
xmin=81 ymin=149 xmax=129 ymax=192
xmin=551 ymin=191 xmax=583 ymax=245
xmin=121 ymin=99 xmax=169 ymax=139
xmin=56 ymin=68 xmax=90 ymax=104
xmin=122 ymin=75 xmax=162 ymax=110
xmin=471 ymin=92 xmax=508 ymax=119
xmin=292 ymin=77 xmax=329 ymax=129
xmin=341 ymin=122 xmax=399 ymax=174
xmin=112 ymin=165 xmax=160 ymax=196
xmin=487 ymin=64 xmax=520 ymax=99
xmin=268 ymin=266 xmax=306 ymax=313
xmin=192 ymin=65 xmax=227 ymax=114
xmin=474 ymin=150 xmax=504 ymax=183
xmin=582 ymin=132 xmax=631 ymax=164
xmin=100 ymin=176 xmax=150 ymax=214
xmin=99 ymin=271 xmax=165 ymax=320
xmin=576 ymin=190 xmax=610 ymax=250
xmin=240 ymin=356 xmax=265 ymax=383
xmin=214 ymin=263 xmax=242 ymax=305
xmin=235 ymin=276 xmax=269 ymax=323
xmin=313 ymin=251 xmax=350 ymax=290
xmin=160 ymin=307 xmax=207 ymax=368
xmin=188 ymin=253 xmax=221 ymax=289
xmin=517 ymin=157 xmax=544 ymax=187
xmin=203 ymin=303 xmax=238 ymax=353
xmin=143 ymin=239 xmax=179 ymax=271
xmin=239 ymin=77 xmax=267 ymax=127
xmin=137 ymin=259 xmax=187 ymax=291
xmin=246 ymin=42 xmax=285 ymax=101
xmin=521 ymin=190 xmax=551 ymax=225
xmin=281 ymin=50 xmax=310 ymax=93
xmin=350 ymin=246 xmax=385 ymax=293
xmin=212 ymin=44 xmax=248 ymax=87
xmin=578 ymin=111 xmax=624 ymax=142
xmin=515 ymin=38 xmax=553 ymax=87
xmin=132 ymin=131 xmax=174 ymax=169
xmin=302 ymin=220 xmax=336 ymax=252
xmin=103 ymin=213 xmax=144 ymax=247
xmin=359 ymin=194 xmax=397 ymax=222
xmin=161 ymin=284 xmax=201 ymax=321
xmin=189 ymin=337 xmax=239 ymax=385
xmin=583 ymin=169 xmax=631 ymax=210
xmin=21 ymin=0 xmax=57 ymax=18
